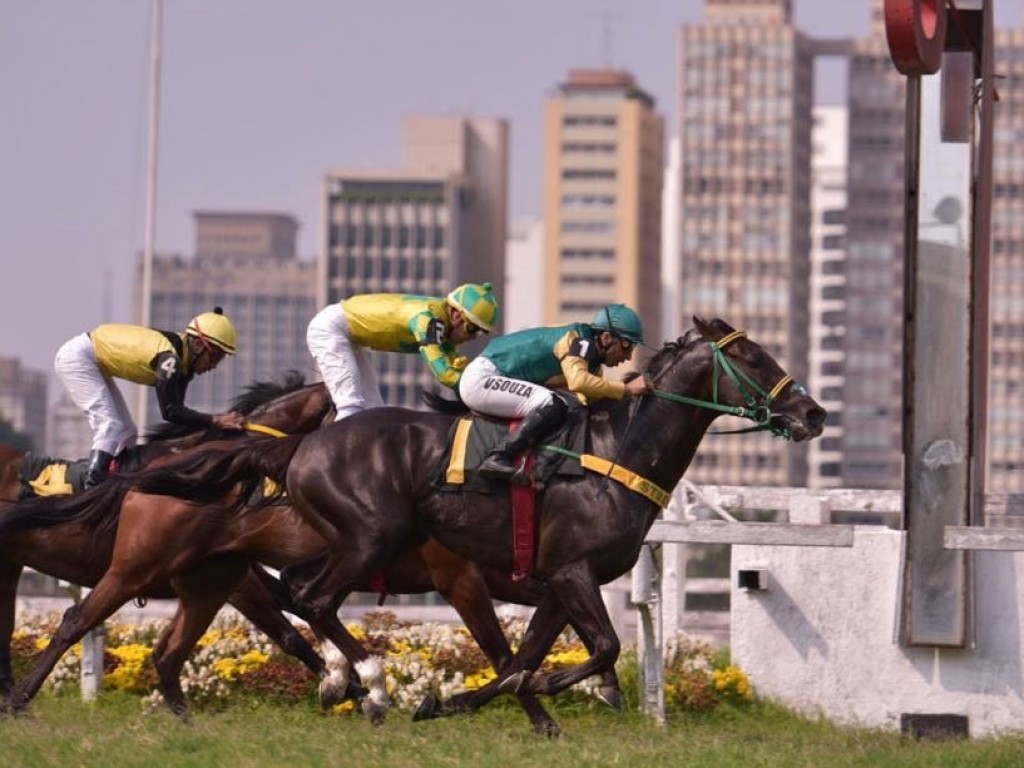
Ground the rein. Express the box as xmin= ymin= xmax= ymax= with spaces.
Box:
xmin=242 ymin=422 xmax=289 ymax=439
xmin=647 ymin=330 xmax=797 ymax=440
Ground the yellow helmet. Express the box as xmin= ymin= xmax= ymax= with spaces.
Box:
xmin=186 ymin=307 xmax=238 ymax=355
xmin=446 ymin=282 xmax=499 ymax=333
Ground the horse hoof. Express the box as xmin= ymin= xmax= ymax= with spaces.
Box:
xmin=596 ymin=685 xmax=623 ymax=711
xmin=318 ymin=678 xmax=347 ymax=710
xmin=413 ymin=693 xmax=439 ymax=721
xmin=534 ymin=720 xmax=562 ymax=739
xmin=498 ymin=670 xmax=531 ymax=695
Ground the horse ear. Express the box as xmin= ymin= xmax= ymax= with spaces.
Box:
xmin=692 ymin=315 xmax=714 ymax=339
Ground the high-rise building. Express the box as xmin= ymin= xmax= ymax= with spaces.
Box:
xmin=0 ymin=357 xmax=47 ymax=452
xmin=678 ymin=0 xmax=813 ymax=486
xmin=542 ymin=69 xmax=664 ymax=370
xmin=839 ymin=3 xmax=906 ymax=489
xmin=808 ymin=105 xmax=848 ymax=489
xmin=140 ymin=211 xmax=318 ymax=423
xmin=321 ymin=115 xmax=509 ymax=410
xmin=988 ymin=25 xmax=1024 ymax=492
xmin=505 ymin=218 xmax=545 ymax=333
xmin=49 ymin=390 xmax=92 ymax=460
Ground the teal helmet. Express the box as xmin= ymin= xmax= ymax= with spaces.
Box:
xmin=591 ymin=303 xmax=644 ymax=344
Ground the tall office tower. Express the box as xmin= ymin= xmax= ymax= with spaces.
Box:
xmin=842 ymin=2 xmax=906 ymax=489
xmin=807 ymin=105 xmax=848 ymax=489
xmin=542 ymin=69 xmax=664 ymax=369
xmin=142 ymin=211 xmax=317 ymax=423
xmin=678 ymin=0 xmax=813 ymax=486
xmin=0 ymin=357 xmax=47 ymax=451
xmin=321 ymin=116 xmax=509 ymax=410
xmin=49 ymin=390 xmax=92 ymax=459
xmin=988 ymin=25 xmax=1024 ymax=492
xmin=505 ymin=218 xmax=545 ymax=332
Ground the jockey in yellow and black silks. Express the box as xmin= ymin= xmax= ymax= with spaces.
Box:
xmin=54 ymin=307 xmax=245 ymax=488
xmin=459 ymin=303 xmax=650 ymax=484
xmin=306 ymin=283 xmax=499 ymax=420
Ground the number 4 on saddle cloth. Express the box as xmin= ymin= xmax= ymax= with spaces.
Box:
xmin=16 ymin=448 xmax=145 ymax=499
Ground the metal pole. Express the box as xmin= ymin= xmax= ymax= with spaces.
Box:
xmin=134 ymin=0 xmax=163 ymax=426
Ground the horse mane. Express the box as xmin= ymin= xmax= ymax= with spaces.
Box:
xmin=421 ymin=390 xmax=469 ymax=415
xmin=143 ymin=371 xmax=309 ymax=443
xmin=0 ymin=481 xmax=125 ymax=537
xmin=231 ymin=370 xmax=307 ymax=414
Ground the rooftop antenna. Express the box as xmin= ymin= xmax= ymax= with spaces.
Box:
xmin=589 ymin=11 xmax=619 ymax=68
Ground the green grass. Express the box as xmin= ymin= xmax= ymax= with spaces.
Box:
xmin=4 ymin=693 xmax=1024 ymax=768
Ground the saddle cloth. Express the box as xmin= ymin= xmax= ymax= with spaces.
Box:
xmin=433 ymin=406 xmax=587 ymax=494
xmin=18 ymin=454 xmax=88 ymax=498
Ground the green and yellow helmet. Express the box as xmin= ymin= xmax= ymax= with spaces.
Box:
xmin=591 ymin=303 xmax=644 ymax=344
xmin=447 ymin=282 xmax=499 ymax=333
xmin=186 ymin=307 xmax=238 ymax=355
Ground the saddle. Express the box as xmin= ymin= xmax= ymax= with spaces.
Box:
xmin=434 ymin=403 xmax=587 ymax=495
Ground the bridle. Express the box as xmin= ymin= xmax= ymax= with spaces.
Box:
xmin=646 ymin=329 xmax=800 ymax=440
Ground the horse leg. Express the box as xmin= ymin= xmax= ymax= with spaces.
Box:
xmin=4 ymin=573 xmax=137 ymax=713
xmin=423 ymin=594 xmax=570 ymax=733
xmin=152 ymin=556 xmax=250 ymax=720
xmin=413 ymin=554 xmax=559 ymax=736
xmin=502 ymin=561 xmax=621 ymax=698
xmin=228 ymin=566 xmax=326 ymax=676
xmin=0 ymin=559 xmax=23 ymax=700
xmin=227 ymin=566 xmax=358 ymax=709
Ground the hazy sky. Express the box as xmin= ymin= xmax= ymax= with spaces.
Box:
xmin=1 ymin=1 xmax=1019 ymax=380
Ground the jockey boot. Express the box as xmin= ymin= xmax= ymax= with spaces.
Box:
xmin=478 ymin=398 xmax=568 ymax=485
xmin=83 ymin=449 xmax=113 ymax=490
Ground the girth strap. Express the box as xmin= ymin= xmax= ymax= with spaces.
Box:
xmin=539 ymin=446 xmax=672 ymax=508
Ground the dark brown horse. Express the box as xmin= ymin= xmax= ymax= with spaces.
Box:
xmin=76 ymin=317 xmax=826 ymax=732
xmin=0 ymin=376 xmax=341 ymax=705
xmin=1 ymin=382 xmax=609 ymax=731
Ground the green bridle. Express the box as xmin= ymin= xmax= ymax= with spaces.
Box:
xmin=647 ymin=329 xmax=801 ymax=440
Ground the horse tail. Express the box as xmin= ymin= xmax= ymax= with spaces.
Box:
xmin=0 ymin=480 xmax=127 ymax=536
xmin=119 ymin=434 xmax=304 ymax=506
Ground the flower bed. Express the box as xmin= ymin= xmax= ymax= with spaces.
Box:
xmin=11 ymin=610 xmax=753 ymax=714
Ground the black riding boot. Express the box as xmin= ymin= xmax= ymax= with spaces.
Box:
xmin=83 ymin=449 xmax=113 ymax=490
xmin=478 ymin=398 xmax=568 ymax=485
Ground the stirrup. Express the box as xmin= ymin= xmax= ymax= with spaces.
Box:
xmin=478 ymin=455 xmax=521 ymax=483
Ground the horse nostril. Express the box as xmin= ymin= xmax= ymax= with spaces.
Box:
xmin=808 ymin=407 xmax=827 ymax=428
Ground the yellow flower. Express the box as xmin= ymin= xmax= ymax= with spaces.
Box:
xmin=464 ymin=668 xmax=497 ymax=690
xmin=330 ymin=700 xmax=357 ymax=716
xmin=545 ymin=648 xmax=589 ymax=667
xmin=712 ymin=665 xmax=754 ymax=701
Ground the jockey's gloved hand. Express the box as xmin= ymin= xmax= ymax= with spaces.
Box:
xmin=214 ymin=412 xmax=246 ymax=431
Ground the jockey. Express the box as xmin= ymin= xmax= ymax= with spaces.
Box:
xmin=307 ymin=283 xmax=499 ymax=420
xmin=54 ymin=307 xmax=245 ymax=489
xmin=460 ymin=303 xmax=650 ymax=484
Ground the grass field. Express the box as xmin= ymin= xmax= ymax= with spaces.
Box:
xmin=5 ymin=692 xmax=1024 ymax=768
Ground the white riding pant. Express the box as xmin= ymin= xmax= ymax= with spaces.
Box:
xmin=458 ymin=357 xmax=555 ymax=420
xmin=306 ymin=303 xmax=384 ymax=421
xmin=54 ymin=332 xmax=138 ymax=455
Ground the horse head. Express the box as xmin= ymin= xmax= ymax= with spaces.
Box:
xmin=644 ymin=316 xmax=826 ymax=443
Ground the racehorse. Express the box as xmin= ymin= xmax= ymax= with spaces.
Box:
xmin=1 ymin=387 xmax=611 ymax=731
xmin=0 ymin=375 xmax=344 ymax=706
xmin=72 ymin=317 xmax=826 ymax=732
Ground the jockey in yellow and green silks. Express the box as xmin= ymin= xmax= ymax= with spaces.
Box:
xmin=53 ymin=307 xmax=245 ymax=488
xmin=306 ymin=283 xmax=499 ymax=420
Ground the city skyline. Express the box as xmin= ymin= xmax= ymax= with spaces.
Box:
xmin=1 ymin=0 xmax=870 ymax=379
xmin=2 ymin=1 xmax=1021 ymax=381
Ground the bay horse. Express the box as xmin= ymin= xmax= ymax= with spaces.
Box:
xmin=0 ymin=375 xmax=344 ymax=705
xmin=72 ymin=317 xmax=826 ymax=732
xmin=1 ymin=395 xmax=612 ymax=731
